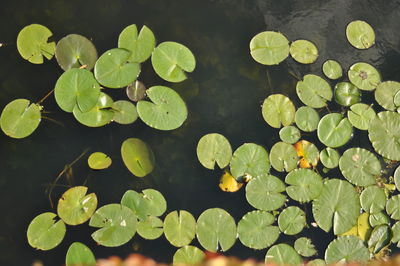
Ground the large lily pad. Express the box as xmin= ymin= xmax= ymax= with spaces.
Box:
xmin=322 ymin=60 xmax=342 ymax=80
xmin=346 ymin=20 xmax=375 ymax=49
xmin=295 ymin=106 xmax=320 ymax=132
xmin=261 ymin=94 xmax=295 ymax=128
xmin=73 ymin=92 xmax=114 ymax=127
xmin=249 ymin=31 xmax=289 ymax=65
xmin=118 ymin=24 xmax=155 ymax=63
xmin=137 ymin=216 xmax=163 ymax=240
xmin=121 ymin=138 xmax=155 ymax=177
xmin=296 ymin=74 xmax=332 ymax=108
xmin=285 ymin=168 xmax=323 ymax=203
xmin=65 ymin=242 xmax=96 ymax=266
xmin=320 ymin=147 xmax=340 ymax=169
xmin=87 ymin=152 xmax=112 ymax=170
xmin=386 ymin=195 xmax=400 ymax=220
xmin=112 ymin=100 xmax=138 ymax=125
xmin=348 ymin=103 xmax=376 ymax=130
xmin=196 ymin=133 xmax=232 ymax=170
xmin=164 ymin=210 xmax=196 ymax=247
xmin=265 ymin=244 xmax=302 ymax=265
xmin=375 ymin=81 xmax=400 ymax=111
xmin=269 ymin=142 xmax=298 ymax=172
xmin=325 ymin=236 xmax=370 ymax=264
xmin=289 ymin=39 xmax=318 ymax=64
xmin=360 ymin=186 xmax=386 ymax=214
xmin=121 ymin=189 xmax=166 ymax=220
xmin=230 ymin=143 xmax=270 ymax=179
xmin=334 ymin=82 xmax=361 ymax=106
xmin=279 ymin=126 xmax=300 ymax=144
xmin=294 ymin=237 xmax=317 ymax=257
xmin=173 ymin=246 xmax=205 ymax=265
xmin=348 ymin=62 xmax=381 ymax=91
xmin=278 ymin=206 xmax=306 ymax=235
xmin=317 ymin=113 xmax=353 ymax=148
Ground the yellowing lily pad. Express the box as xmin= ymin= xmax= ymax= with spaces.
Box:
xmin=289 ymin=39 xmax=318 ymax=64
xmin=88 ymin=152 xmax=112 ymax=170
xmin=346 ymin=20 xmax=375 ymax=49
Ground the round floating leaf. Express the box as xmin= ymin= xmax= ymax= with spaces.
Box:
xmin=279 ymin=126 xmax=300 ymax=144
xmin=368 ymin=224 xmax=392 ymax=254
xmin=196 ymin=208 xmax=236 ymax=252
xmin=94 ymin=48 xmax=140 ymax=88
xmin=346 ymin=20 xmax=375 ymax=49
xmin=368 ymin=111 xmax=400 ymax=161
xmin=164 ymin=210 xmax=196 ymax=247
xmin=395 ymin=166 xmax=400 ymax=191
xmin=118 ymin=24 xmax=155 ymax=63
xmin=278 ymin=206 xmax=306 ymax=235
xmin=173 ymin=246 xmax=205 ymax=265
xmin=348 ymin=62 xmax=381 ymax=91
xmin=289 ymin=39 xmax=318 ymax=64
xmin=391 ymin=222 xmax=400 ymax=247
xmin=360 ymin=186 xmax=386 ymax=214
xmin=320 ymin=148 xmax=340 ymax=169
xmin=369 ymin=212 xmax=390 ymax=227
xmin=89 ymin=203 xmax=137 ymax=247
xmin=121 ymin=189 xmax=166 ymax=220
xmin=294 ymin=140 xmax=319 ymax=168
xmin=219 ymin=170 xmax=243 ymax=192
xmin=294 ymin=237 xmax=317 ymax=257
xmin=249 ymin=31 xmax=289 ymax=65
xmin=237 ymin=211 xmax=280 ymax=250
xmin=325 ymin=236 xmax=370 ymax=264
xmin=386 ymin=195 xmax=400 ymax=220
xmin=348 ymin=103 xmax=376 ymax=130
xmin=334 ymin=82 xmax=361 ymax=106
xmin=17 ymin=24 xmax=55 ymax=64
xmin=375 ymin=81 xmax=400 ymax=111
xmin=307 ymin=259 xmax=327 ymax=266
xmin=54 ymin=68 xmax=100 ymax=113
xmin=141 ymin=189 xmax=167 ymax=217
xmin=121 ymin=138 xmax=155 ymax=177
xmin=269 ymin=142 xmax=298 ymax=172
xmin=137 ymin=216 xmax=163 ymax=240
xmin=261 ymin=94 xmax=295 ymax=128
xmin=312 ymin=179 xmax=360 ymax=235
xmin=151 ymin=41 xmax=196 ymax=82
xmin=230 ymin=143 xmax=270 ymax=179
xmin=196 ymin=133 xmax=232 ymax=170
xmin=285 ymin=168 xmax=323 ymax=203
xmin=112 ymin=100 xmax=138 ymax=125
xmin=0 ymin=99 xmax=41 ymax=138
xmin=295 ymin=106 xmax=320 ymax=132
xmin=126 ymin=81 xmax=147 ymax=102
xmin=323 ymin=60 xmax=342 ymax=80
xmin=65 ymin=242 xmax=96 ymax=266
xmin=73 ymin=92 xmax=114 ymax=127
xmin=137 ymin=86 xmax=187 ymax=130
xmin=296 ymin=74 xmax=332 ymax=108
xmin=265 ymin=244 xmax=302 ymax=265
xmin=317 ymin=113 xmax=353 ymax=148
xmin=27 ymin=212 xmax=66 ymax=250
xmin=88 ymin=152 xmax=112 ymax=170
xmin=246 ymin=174 xmax=286 ymax=211
xmin=55 ymin=34 xmax=98 ymax=71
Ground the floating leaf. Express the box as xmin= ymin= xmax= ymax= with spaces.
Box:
xmin=334 ymin=82 xmax=361 ymax=106
xmin=322 ymin=60 xmax=342 ymax=80
xmin=265 ymin=244 xmax=302 ymax=265
xmin=219 ymin=170 xmax=243 ymax=192
xmin=269 ymin=142 xmax=298 ymax=172
xmin=121 ymin=189 xmax=166 ymax=220
xmin=249 ymin=31 xmax=289 ymax=65
xmin=279 ymin=126 xmax=300 ymax=144
xmin=395 ymin=166 xmax=400 ymax=191
xmin=151 ymin=41 xmax=196 ymax=82
xmin=196 ymin=133 xmax=232 ymax=170
xmin=0 ymin=99 xmax=41 ymax=139
xmin=126 ymin=80 xmax=147 ymax=102
xmin=295 ymin=106 xmax=320 ymax=132
xmin=164 ymin=210 xmax=196 ymax=247
xmin=17 ymin=24 xmax=55 ymax=64
xmin=196 ymin=208 xmax=236 ymax=252
xmin=294 ymin=140 xmax=319 ymax=168
xmin=112 ymin=100 xmax=138 ymax=125
xmin=137 ymin=216 xmax=163 ymax=240
xmin=27 ymin=212 xmax=66 ymax=250
xmin=317 ymin=113 xmax=353 ymax=148
xmin=88 ymin=152 xmax=112 ymax=170
xmin=118 ymin=24 xmax=155 ymax=63
xmin=369 ymin=212 xmax=390 ymax=227
xmin=278 ymin=206 xmax=306 ymax=235
xmin=348 ymin=62 xmax=381 ymax=91
xmin=346 ymin=20 xmax=375 ymax=49
xmin=261 ymin=94 xmax=295 ymax=128
xmin=375 ymin=81 xmax=400 ymax=111
xmin=348 ymin=103 xmax=376 ymax=130
xmin=325 ymin=236 xmax=370 ymax=264
xmin=368 ymin=224 xmax=392 ymax=254
xmin=307 ymin=259 xmax=326 ymax=266
xmin=137 ymin=86 xmax=187 ymax=130
xmin=65 ymin=242 xmax=96 ymax=266
xmin=386 ymin=195 xmax=400 ymax=220
xmin=360 ymin=186 xmax=386 ymax=214
xmin=230 ymin=143 xmax=270 ymax=179
xmin=73 ymin=92 xmax=114 ymax=127
xmin=121 ymin=138 xmax=155 ymax=177
xmin=294 ymin=237 xmax=317 ymax=257
xmin=173 ymin=246 xmax=205 ymax=265
xmin=296 ymin=74 xmax=332 ymax=108
xmin=391 ymin=222 xmax=400 ymax=247
xmin=285 ymin=168 xmax=323 ymax=203
xmin=320 ymin=148 xmax=340 ymax=169
xmin=340 ymin=213 xmax=371 ymax=242
xmin=289 ymin=39 xmax=318 ymax=64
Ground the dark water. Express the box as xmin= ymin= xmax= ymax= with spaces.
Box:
xmin=0 ymin=0 xmax=399 ymax=265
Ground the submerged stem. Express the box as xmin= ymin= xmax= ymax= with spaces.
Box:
xmin=37 ymin=89 xmax=54 ymax=105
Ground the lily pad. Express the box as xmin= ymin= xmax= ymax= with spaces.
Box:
xmin=121 ymin=189 xmax=166 ymax=220
xmin=173 ymin=246 xmax=205 ymax=265
xmin=391 ymin=222 xmax=400 ymax=247
xmin=322 ymin=60 xmax=342 ymax=80
xmin=295 ymin=106 xmax=320 ymax=132
xmin=265 ymin=244 xmax=302 ymax=265
xmin=219 ymin=170 xmax=243 ymax=192
xmin=118 ymin=24 xmax=155 ymax=63
xmin=279 ymin=126 xmax=300 ymax=144
xmin=334 ymin=82 xmax=361 ymax=106
xmin=137 ymin=216 xmax=163 ymax=240
xmin=375 ymin=81 xmax=400 ymax=111
xmin=317 ymin=113 xmax=353 ymax=148
xmin=65 ymin=242 xmax=96 ymax=266
xmin=320 ymin=148 xmax=340 ymax=169
xmin=196 ymin=208 xmax=236 ymax=252
xmin=348 ymin=62 xmax=381 ymax=91
xmin=151 ymin=41 xmax=196 ymax=82
xmin=164 ymin=210 xmax=196 ymax=247
xmin=368 ymin=224 xmax=392 ymax=254
xmin=325 ymin=236 xmax=370 ymax=264
xmin=196 ymin=133 xmax=232 ymax=170
xmin=346 ymin=20 xmax=375 ymax=49
xmin=0 ymin=99 xmax=41 ymax=139
xmin=360 ymin=186 xmax=386 ymax=214
xmin=88 ymin=152 xmax=112 ymax=170
xmin=89 ymin=203 xmax=137 ymax=247
xmin=348 ymin=103 xmax=376 ymax=130
xmin=55 ymin=34 xmax=98 ymax=71
xmin=369 ymin=212 xmax=390 ymax=227
xmin=278 ymin=206 xmax=306 ymax=235
xmin=307 ymin=259 xmax=327 ymax=266
xmin=386 ymin=195 xmax=400 ymax=220
xmin=285 ymin=168 xmax=323 ymax=203
xmin=112 ymin=100 xmax=138 ymax=125
xmin=289 ymin=39 xmax=318 ymax=64
xmin=249 ymin=31 xmax=289 ymax=65
xmin=73 ymin=92 xmax=114 ymax=127
xmin=294 ymin=140 xmax=319 ymax=168
xmin=269 ymin=142 xmax=298 ymax=172
xmin=121 ymin=138 xmax=155 ymax=177
xmin=137 ymin=86 xmax=187 ymax=130
xmin=261 ymin=94 xmax=295 ymax=128
xmin=395 ymin=165 xmax=400 ymax=191
xmin=230 ymin=143 xmax=270 ymax=179
xmin=126 ymin=80 xmax=147 ymax=102
xmin=17 ymin=24 xmax=55 ymax=64
xmin=27 ymin=212 xmax=66 ymax=250
xmin=296 ymin=74 xmax=332 ymax=108
xmin=294 ymin=237 xmax=317 ymax=257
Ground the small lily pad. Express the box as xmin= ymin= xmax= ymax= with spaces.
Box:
xmin=294 ymin=140 xmax=319 ymax=168
xmin=230 ymin=143 xmax=270 ymax=179
xmin=375 ymin=81 xmax=400 ymax=111
xmin=391 ymin=222 xmax=400 ymax=247
xmin=173 ymin=246 xmax=205 ymax=265
xmin=346 ymin=20 xmax=375 ymax=49
xmin=317 ymin=113 xmax=353 ymax=148
xmin=121 ymin=189 xmax=166 ymax=220
xmin=196 ymin=133 xmax=232 ymax=170
xmin=325 ymin=236 xmax=370 ymax=264
xmin=285 ymin=168 xmax=323 ymax=203
xmin=386 ymin=195 xmax=400 ymax=220
xmin=294 ymin=237 xmax=317 ymax=257
xmin=121 ymin=138 xmax=155 ymax=177
xmin=249 ymin=31 xmax=289 ymax=65
xmin=269 ymin=142 xmax=298 ymax=172
xmin=395 ymin=166 xmax=400 ymax=191
xmin=368 ymin=224 xmax=392 ymax=254
xmin=112 ymin=100 xmax=138 ymax=125
xmin=348 ymin=62 xmax=381 ymax=91
xmin=164 ymin=210 xmax=196 ymax=247
xmin=65 ymin=242 xmax=96 ymax=266
xmin=279 ymin=126 xmax=300 ymax=144
xmin=320 ymin=148 xmax=340 ymax=169
xmin=278 ymin=206 xmax=306 ymax=235
xmin=348 ymin=103 xmax=376 ymax=130
xmin=88 ymin=152 xmax=112 ymax=170
xmin=137 ymin=216 xmax=163 ymax=240
xmin=265 ymin=244 xmax=302 ymax=265
xmin=360 ymin=186 xmax=386 ymax=214
xmin=295 ymin=106 xmax=320 ymax=132
xmin=261 ymin=94 xmax=295 ymax=128
xmin=126 ymin=80 xmax=147 ymax=102
xmin=289 ymin=39 xmax=318 ymax=64
xmin=334 ymin=82 xmax=361 ymax=106
xmin=73 ymin=92 xmax=114 ymax=127
xmin=322 ymin=60 xmax=342 ymax=80
xmin=219 ymin=170 xmax=243 ymax=192
xmin=296 ymin=74 xmax=332 ymax=108
xmin=118 ymin=24 xmax=155 ymax=63
xmin=307 ymin=259 xmax=327 ymax=266
xmin=369 ymin=212 xmax=390 ymax=227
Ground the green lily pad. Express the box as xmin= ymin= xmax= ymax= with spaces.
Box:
xmin=368 ymin=224 xmax=392 ymax=254
xmin=289 ymin=39 xmax=318 ymax=64
xmin=73 ymin=92 xmax=114 ymax=127
xmin=55 ymin=34 xmax=98 ymax=71
xmin=334 ymin=82 xmax=361 ymax=106
xmin=375 ymin=81 xmax=400 ymax=111
xmin=307 ymin=259 xmax=327 ymax=266
xmin=322 ymin=60 xmax=342 ymax=80
xmin=246 ymin=174 xmax=286 ymax=211
xmin=137 ymin=216 xmax=163 ymax=240
xmin=294 ymin=237 xmax=317 ymax=257
xmin=27 ymin=212 xmax=66 ymax=250
xmin=89 ymin=203 xmax=137 ymax=247
xmin=339 ymin=148 xmax=380 ymax=186
xmin=237 ymin=210 xmax=280 ymax=250
xmin=369 ymin=212 xmax=390 ymax=227
xmin=0 ymin=99 xmax=41 ymax=139
xmin=196 ymin=133 xmax=232 ymax=170
xmin=279 ymin=126 xmax=300 ymax=144
xmin=265 ymin=244 xmax=302 ymax=265
xmin=346 ymin=20 xmax=375 ymax=49
xmin=54 ymin=68 xmax=101 ymax=113
xmin=368 ymin=111 xmax=400 ymax=161
xmin=386 ymin=195 xmax=400 ymax=220
xmin=249 ymin=31 xmax=289 ymax=65
xmin=230 ymin=143 xmax=270 ymax=179
xmin=121 ymin=138 xmax=155 ymax=177
xmin=94 ymin=48 xmax=140 ymax=88
xmin=16 ymin=24 xmax=55 ymax=64
xmin=296 ymin=74 xmax=332 ymax=108
xmin=269 ymin=142 xmax=298 ymax=172
xmin=112 ymin=100 xmax=138 ymax=125
xmin=317 ymin=113 xmax=353 ymax=148
xmin=261 ymin=94 xmax=295 ymax=128
xmin=121 ymin=189 xmax=166 ymax=220
xmin=295 ymin=106 xmax=320 ymax=132
xmin=285 ymin=168 xmax=323 ymax=203
xmin=312 ymin=179 xmax=360 ymax=235
xmin=137 ymin=86 xmax=187 ymax=130
xmin=164 ymin=210 xmax=196 ymax=247
xmin=320 ymin=148 xmax=340 ymax=169
xmin=360 ymin=186 xmax=386 ymax=214
xmin=196 ymin=208 xmax=236 ymax=252
xmin=88 ymin=152 xmax=112 ymax=170
xmin=118 ymin=24 xmax=155 ymax=63
xmin=394 ymin=166 xmax=400 ymax=191
xmin=173 ymin=246 xmax=205 ymax=265
xmin=126 ymin=80 xmax=147 ymax=102
xmin=278 ymin=206 xmax=306 ymax=235
xmin=151 ymin=41 xmax=196 ymax=82
xmin=348 ymin=62 xmax=381 ymax=91
xmin=57 ymin=186 xmax=98 ymax=225
xmin=325 ymin=236 xmax=370 ymax=264
xmin=391 ymin=222 xmax=400 ymax=247
xmin=348 ymin=103 xmax=376 ymax=130
xmin=65 ymin=242 xmax=96 ymax=266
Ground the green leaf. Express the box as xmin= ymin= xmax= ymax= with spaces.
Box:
xmin=249 ymin=31 xmax=289 ymax=65
xmin=394 ymin=165 xmax=400 ymax=191
xmin=137 ymin=86 xmax=187 ymax=130
xmin=237 ymin=210 xmax=280 ymax=250
xmin=164 ymin=210 xmax=196 ymax=247
xmin=289 ymin=39 xmax=318 ymax=64
xmin=0 ymin=99 xmax=41 ymax=139
xmin=369 ymin=212 xmax=390 ymax=227
xmin=57 ymin=186 xmax=97 ymax=225
xmin=375 ymin=81 xmax=400 ymax=111
xmin=391 ymin=221 xmax=400 ymax=247
xmin=320 ymin=148 xmax=340 ymax=169
xmin=65 ymin=242 xmax=96 ymax=266
xmin=16 ymin=24 xmax=55 ymax=64
xmin=196 ymin=133 xmax=232 ymax=170
xmin=368 ymin=224 xmax=392 ymax=254
xmin=73 ymin=92 xmax=114 ymax=127
xmin=296 ymin=74 xmax=332 ymax=108
xmin=173 ymin=246 xmax=205 ymax=265
xmin=112 ymin=100 xmax=138 ymax=125
xmin=325 ymin=236 xmax=370 ymax=264
xmin=230 ymin=143 xmax=270 ymax=179
xmin=196 ymin=208 xmax=236 ymax=252
xmin=285 ymin=169 xmax=323 ymax=203
xmin=279 ymin=126 xmax=300 ymax=144
xmin=278 ymin=206 xmax=306 ymax=235
xmin=386 ymin=195 xmax=400 ymax=220
xmin=261 ymin=94 xmax=295 ymax=128
xmin=121 ymin=189 xmax=166 ymax=220
xmin=121 ymin=138 xmax=155 ymax=177
xmin=322 ymin=60 xmax=342 ymax=80
xmin=87 ymin=152 xmax=112 ymax=170
xmin=27 ymin=212 xmax=66 ymax=250
xmin=348 ymin=62 xmax=381 ymax=91
xmin=346 ymin=20 xmax=375 ymax=49
xmin=306 ymin=259 xmax=326 ymax=266
xmin=360 ymin=186 xmax=386 ymax=214
xmin=294 ymin=237 xmax=317 ymax=257
xmin=89 ymin=203 xmax=137 ymax=247
xmin=348 ymin=103 xmax=376 ymax=130
xmin=334 ymin=82 xmax=361 ymax=106
xmin=295 ymin=106 xmax=320 ymax=132
xmin=151 ymin=41 xmax=196 ymax=82
xmin=137 ymin=216 xmax=163 ymax=240
xmin=317 ymin=113 xmax=353 ymax=148
xmin=55 ymin=34 xmax=98 ymax=71
xmin=269 ymin=142 xmax=298 ymax=172
xmin=265 ymin=244 xmax=302 ymax=265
